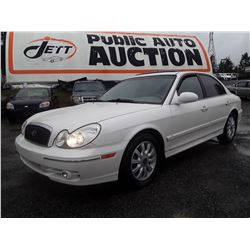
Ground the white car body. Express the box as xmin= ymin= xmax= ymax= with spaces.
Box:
xmin=15 ymin=72 xmax=242 ymax=186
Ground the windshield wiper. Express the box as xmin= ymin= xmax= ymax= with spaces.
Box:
xmin=106 ymin=98 xmax=137 ymax=103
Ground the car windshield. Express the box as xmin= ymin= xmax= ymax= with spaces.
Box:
xmin=15 ymin=88 xmax=49 ymax=98
xmin=99 ymin=75 xmax=176 ymax=104
xmin=74 ymin=82 xmax=105 ymax=92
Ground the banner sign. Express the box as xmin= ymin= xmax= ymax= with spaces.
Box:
xmin=6 ymin=32 xmax=211 ymax=82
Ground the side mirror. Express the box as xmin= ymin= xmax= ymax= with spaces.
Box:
xmin=175 ymin=92 xmax=199 ymax=104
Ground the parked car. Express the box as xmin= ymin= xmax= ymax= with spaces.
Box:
xmin=227 ymin=80 xmax=250 ymax=99
xmin=58 ymin=77 xmax=88 ymax=92
xmin=6 ymin=87 xmax=58 ymax=123
xmin=1 ymin=83 xmax=11 ymax=90
xmin=216 ymin=73 xmax=234 ymax=81
xmin=1 ymin=95 xmax=9 ymax=116
xmin=71 ymin=80 xmax=106 ymax=104
xmin=15 ymin=72 xmax=241 ymax=187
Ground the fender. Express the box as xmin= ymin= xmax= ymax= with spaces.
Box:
xmin=123 ymin=123 xmax=167 ymax=152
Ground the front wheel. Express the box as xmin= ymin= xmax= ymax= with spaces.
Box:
xmin=217 ymin=113 xmax=237 ymax=144
xmin=118 ymin=133 xmax=162 ymax=188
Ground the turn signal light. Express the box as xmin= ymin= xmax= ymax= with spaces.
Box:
xmin=101 ymin=153 xmax=116 ymax=160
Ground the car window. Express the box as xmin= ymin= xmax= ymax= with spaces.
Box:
xmin=16 ymin=88 xmax=49 ymax=98
xmin=177 ymin=76 xmax=204 ymax=99
xmin=237 ymin=81 xmax=247 ymax=88
xmin=100 ymin=75 xmax=176 ymax=104
xmin=199 ymin=74 xmax=226 ymax=97
xmin=74 ymin=82 xmax=105 ymax=92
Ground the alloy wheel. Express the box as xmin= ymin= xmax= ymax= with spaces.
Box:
xmin=131 ymin=141 xmax=157 ymax=181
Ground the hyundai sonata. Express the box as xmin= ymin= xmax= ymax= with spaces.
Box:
xmin=15 ymin=72 xmax=242 ymax=187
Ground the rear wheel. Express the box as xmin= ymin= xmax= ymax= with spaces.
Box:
xmin=217 ymin=113 xmax=237 ymax=144
xmin=119 ymin=133 xmax=162 ymax=188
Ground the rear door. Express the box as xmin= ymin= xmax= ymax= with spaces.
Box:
xmin=198 ymin=74 xmax=230 ymax=134
xmin=236 ymin=81 xmax=249 ymax=98
xmin=168 ymin=74 xmax=210 ymax=151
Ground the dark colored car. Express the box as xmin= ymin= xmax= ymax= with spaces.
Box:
xmin=227 ymin=80 xmax=250 ymax=99
xmin=71 ymin=80 xmax=106 ymax=104
xmin=6 ymin=87 xmax=58 ymax=123
xmin=1 ymin=95 xmax=9 ymax=116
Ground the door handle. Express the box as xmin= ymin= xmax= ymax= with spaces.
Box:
xmin=201 ymin=106 xmax=208 ymax=112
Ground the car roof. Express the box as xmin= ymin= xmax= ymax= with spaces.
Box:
xmin=24 ymin=83 xmax=53 ymax=88
xmin=19 ymin=87 xmax=50 ymax=90
xmin=134 ymin=71 xmax=211 ymax=78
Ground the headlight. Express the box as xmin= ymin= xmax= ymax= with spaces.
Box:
xmin=21 ymin=121 xmax=27 ymax=135
xmin=6 ymin=102 xmax=14 ymax=110
xmin=39 ymin=101 xmax=50 ymax=108
xmin=55 ymin=123 xmax=101 ymax=148
xmin=72 ymin=96 xmax=81 ymax=104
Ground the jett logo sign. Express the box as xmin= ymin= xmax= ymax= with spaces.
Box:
xmin=23 ymin=36 xmax=77 ymax=63
xmin=7 ymin=32 xmax=211 ymax=79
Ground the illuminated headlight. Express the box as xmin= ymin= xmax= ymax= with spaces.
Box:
xmin=39 ymin=101 xmax=50 ymax=108
xmin=6 ymin=102 xmax=14 ymax=110
xmin=72 ymin=96 xmax=81 ymax=104
xmin=21 ymin=120 xmax=27 ymax=135
xmin=55 ymin=123 xmax=101 ymax=148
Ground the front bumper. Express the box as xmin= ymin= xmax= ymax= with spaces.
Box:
xmin=15 ymin=135 xmax=126 ymax=186
xmin=72 ymin=96 xmax=97 ymax=105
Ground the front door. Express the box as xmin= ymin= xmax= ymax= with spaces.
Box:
xmin=167 ymin=75 xmax=210 ymax=153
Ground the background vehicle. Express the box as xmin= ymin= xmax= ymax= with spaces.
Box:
xmin=216 ymin=73 xmax=233 ymax=81
xmin=71 ymin=80 xmax=106 ymax=104
xmin=227 ymin=80 xmax=250 ymax=99
xmin=1 ymin=95 xmax=9 ymax=116
xmin=6 ymin=87 xmax=58 ymax=123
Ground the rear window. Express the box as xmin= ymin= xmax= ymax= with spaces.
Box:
xmin=74 ymin=81 xmax=105 ymax=92
xmin=199 ymin=75 xmax=226 ymax=97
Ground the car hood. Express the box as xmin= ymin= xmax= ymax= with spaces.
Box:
xmin=11 ymin=97 xmax=50 ymax=105
xmin=28 ymin=102 xmax=159 ymax=133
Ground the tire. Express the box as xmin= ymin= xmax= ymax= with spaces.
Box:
xmin=118 ymin=133 xmax=163 ymax=188
xmin=217 ymin=113 xmax=237 ymax=144
xmin=7 ymin=116 xmax=17 ymax=123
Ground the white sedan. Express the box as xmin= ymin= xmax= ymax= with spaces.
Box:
xmin=15 ymin=72 xmax=242 ymax=187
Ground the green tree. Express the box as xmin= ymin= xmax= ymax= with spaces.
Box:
xmin=239 ymin=52 xmax=250 ymax=72
xmin=217 ymin=57 xmax=234 ymax=73
xmin=238 ymin=52 xmax=250 ymax=79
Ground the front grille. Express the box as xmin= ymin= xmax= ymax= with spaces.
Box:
xmin=14 ymin=104 xmax=39 ymax=111
xmin=81 ymin=96 xmax=97 ymax=103
xmin=25 ymin=124 xmax=51 ymax=146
